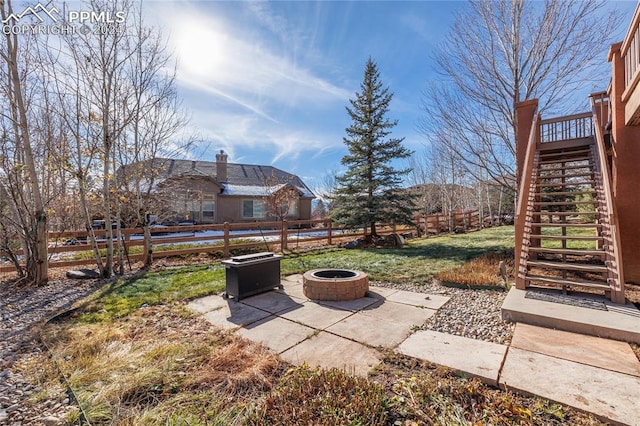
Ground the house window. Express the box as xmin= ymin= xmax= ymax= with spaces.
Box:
xmin=203 ymin=194 xmax=215 ymax=219
xmin=282 ymin=200 xmax=298 ymax=217
xmin=242 ymin=199 xmax=266 ymax=218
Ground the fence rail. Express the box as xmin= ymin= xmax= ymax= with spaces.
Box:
xmin=1 ymin=211 xmax=488 ymax=278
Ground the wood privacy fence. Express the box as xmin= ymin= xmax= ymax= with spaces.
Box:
xmin=0 ymin=210 xmax=485 ymax=277
xmin=414 ymin=210 xmax=484 ymax=235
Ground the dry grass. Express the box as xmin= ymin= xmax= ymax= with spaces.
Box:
xmin=372 ymin=353 xmax=604 ymax=426
xmin=41 ymin=305 xmax=281 ymax=424
xmin=249 ymin=364 xmax=387 ymax=425
xmin=26 ymin=303 xmax=607 ymax=425
xmin=435 ymin=251 xmax=514 ymax=288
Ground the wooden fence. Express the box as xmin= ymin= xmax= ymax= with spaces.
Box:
xmin=414 ymin=210 xmax=484 ymax=235
xmin=0 ymin=211 xmax=486 ymax=278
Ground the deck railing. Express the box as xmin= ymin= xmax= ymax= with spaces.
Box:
xmin=590 ymin=94 xmax=626 ymax=304
xmin=622 ymin=2 xmax=640 ymax=96
xmin=515 ymin=110 xmax=540 ymax=289
xmin=539 ymin=112 xmax=593 ymax=143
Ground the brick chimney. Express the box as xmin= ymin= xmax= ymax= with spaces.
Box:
xmin=216 ymin=149 xmax=228 ymax=182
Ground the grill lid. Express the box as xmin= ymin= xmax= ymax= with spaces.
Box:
xmin=230 ymin=252 xmax=275 ymax=263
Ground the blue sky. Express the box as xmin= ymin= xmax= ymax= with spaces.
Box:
xmin=151 ymin=1 xmax=638 ymax=193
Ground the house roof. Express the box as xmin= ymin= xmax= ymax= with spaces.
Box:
xmin=128 ymin=157 xmax=315 ymax=198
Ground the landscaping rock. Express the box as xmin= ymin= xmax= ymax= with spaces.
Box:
xmin=386 ymin=233 xmax=404 ymax=248
xmin=372 ymin=279 xmax=515 ymax=345
xmin=66 ymin=268 xmax=100 ymax=279
xmin=41 ymin=415 xmax=61 ymax=426
xmin=341 ymin=238 xmax=364 ymax=249
xmin=0 ymin=274 xmax=109 ymax=424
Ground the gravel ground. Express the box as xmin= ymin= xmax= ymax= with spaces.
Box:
xmin=372 ymin=280 xmax=515 ymax=345
xmin=0 ymin=276 xmax=109 ymax=425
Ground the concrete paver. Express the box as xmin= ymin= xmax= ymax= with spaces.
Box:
xmin=189 ymin=277 xmax=640 ymax=425
xmin=511 ymin=323 xmax=640 ymax=377
xmin=276 ymin=282 xmax=307 ymax=300
xmin=325 ymin=312 xmax=412 ymax=348
xmin=186 ymin=294 xmax=226 ymax=314
xmin=237 ymin=316 xmax=315 ymax=354
xmin=398 ymin=330 xmax=507 ymax=386
xmin=318 ymin=296 xmax=378 ymax=312
xmin=501 ymin=287 xmax=640 ymax=344
xmin=281 ymin=274 xmax=303 ymax=284
xmin=360 ymin=300 xmax=437 ymax=328
xmin=279 ymin=301 xmax=354 ymax=329
xmin=240 ymin=291 xmax=303 ymax=314
xmin=500 ymin=347 xmax=640 ymax=426
xmin=386 ymin=289 xmax=450 ymax=310
xmin=201 ymin=300 xmax=271 ymax=330
xmin=367 ymin=286 xmax=399 ymax=299
xmin=280 ymin=331 xmax=381 ymax=377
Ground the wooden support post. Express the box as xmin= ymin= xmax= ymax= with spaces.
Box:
xmin=281 ymin=220 xmax=288 ymax=251
xmin=223 ymin=222 xmax=230 ymax=258
xmin=327 ymin=219 xmax=333 ymax=245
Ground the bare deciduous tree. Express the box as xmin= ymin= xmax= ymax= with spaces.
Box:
xmin=421 ymin=0 xmax=620 ymax=190
xmin=115 ymin=5 xmax=189 ymax=269
xmin=0 ymin=0 xmax=49 ymax=284
xmin=262 ymin=171 xmax=300 ymax=222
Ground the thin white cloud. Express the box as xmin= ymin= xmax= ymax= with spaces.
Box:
xmin=180 ymin=77 xmax=279 ymax=123
xmin=157 ymin=4 xmax=350 ymax=109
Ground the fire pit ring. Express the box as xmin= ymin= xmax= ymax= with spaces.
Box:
xmin=303 ymin=269 xmax=369 ymax=301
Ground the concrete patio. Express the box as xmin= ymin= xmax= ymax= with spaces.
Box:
xmin=188 ymin=276 xmax=640 ymax=426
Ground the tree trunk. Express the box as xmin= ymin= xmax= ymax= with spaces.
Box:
xmin=4 ymin=22 xmax=48 ymax=284
xmin=143 ymin=221 xmax=153 ymax=267
xmin=102 ymin=147 xmax=114 ymax=278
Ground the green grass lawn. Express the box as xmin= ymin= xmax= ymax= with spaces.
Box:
xmin=76 ymin=225 xmax=514 ymax=323
xmin=282 ymin=225 xmax=514 ymax=284
xmin=77 ymin=265 xmax=227 ymax=322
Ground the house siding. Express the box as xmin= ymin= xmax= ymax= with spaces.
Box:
xmin=216 ymin=195 xmax=314 ymax=223
xmin=158 ymin=177 xmax=222 ymax=224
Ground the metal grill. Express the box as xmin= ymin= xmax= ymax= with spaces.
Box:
xmin=221 ymin=252 xmax=283 ymax=301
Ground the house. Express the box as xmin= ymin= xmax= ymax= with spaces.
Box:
xmin=513 ymin=3 xmax=640 ymax=304
xmin=124 ymin=151 xmax=315 ymax=224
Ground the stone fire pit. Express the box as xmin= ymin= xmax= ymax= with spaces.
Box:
xmin=302 ymin=269 xmax=369 ymax=301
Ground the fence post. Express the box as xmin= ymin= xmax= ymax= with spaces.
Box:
xmin=281 ymin=220 xmax=288 ymax=251
xmin=327 ymin=219 xmax=333 ymax=245
xmin=223 ymin=222 xmax=230 ymax=258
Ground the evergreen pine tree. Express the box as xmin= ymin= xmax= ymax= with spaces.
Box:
xmin=332 ymin=58 xmax=415 ymax=237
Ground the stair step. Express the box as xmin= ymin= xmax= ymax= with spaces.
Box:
xmin=533 ymin=200 xmax=598 ymax=206
xmin=530 ymin=223 xmax=602 ymax=228
xmin=528 ymin=247 xmax=605 ymax=256
xmin=538 ymin=157 xmax=591 ymax=165
xmin=530 ymin=234 xmax=603 ymax=241
xmin=538 ymin=148 xmax=592 ymax=156
xmin=533 ymin=190 xmax=596 ymax=197
xmin=527 ymin=260 xmax=608 ymax=273
xmin=538 ymin=172 xmax=594 ymax=179
xmin=525 ymin=274 xmax=610 ymax=290
xmin=536 ymin=181 xmax=594 ymax=188
xmin=533 ymin=211 xmax=598 ymax=216
xmin=538 ymin=164 xmax=592 ymax=172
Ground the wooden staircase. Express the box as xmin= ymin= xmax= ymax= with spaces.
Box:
xmin=515 ymin=102 xmax=626 ymax=304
